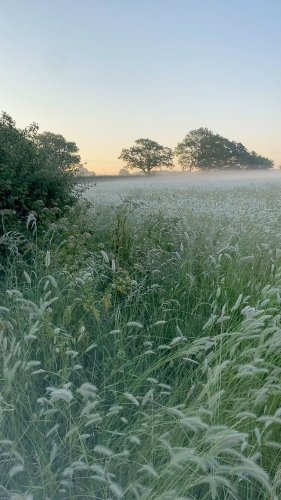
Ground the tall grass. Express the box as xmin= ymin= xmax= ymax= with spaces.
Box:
xmin=1 ymin=181 xmax=281 ymax=499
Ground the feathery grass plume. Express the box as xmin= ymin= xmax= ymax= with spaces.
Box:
xmin=45 ymin=250 xmax=51 ymax=268
xmin=47 ymin=386 xmax=73 ymax=403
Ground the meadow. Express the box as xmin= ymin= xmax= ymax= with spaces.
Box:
xmin=2 ymin=172 xmax=281 ymax=499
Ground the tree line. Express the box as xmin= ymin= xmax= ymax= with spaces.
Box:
xmin=119 ymin=128 xmax=273 ymax=174
xmin=0 ymin=112 xmax=275 ymax=224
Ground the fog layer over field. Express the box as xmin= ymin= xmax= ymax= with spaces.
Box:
xmin=86 ymin=169 xmax=281 ymax=198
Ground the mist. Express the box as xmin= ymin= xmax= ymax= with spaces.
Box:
xmin=85 ymin=169 xmax=281 ymax=200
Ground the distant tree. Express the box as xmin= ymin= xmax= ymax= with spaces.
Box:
xmin=175 ymin=128 xmax=273 ymax=171
xmin=119 ymin=167 xmax=130 ymax=176
xmin=119 ymin=138 xmax=173 ymax=174
xmin=75 ymin=164 xmax=95 ymax=176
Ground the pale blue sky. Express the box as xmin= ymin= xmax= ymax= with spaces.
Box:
xmin=1 ymin=0 xmax=280 ymax=173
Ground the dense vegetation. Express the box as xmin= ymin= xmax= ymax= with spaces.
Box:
xmin=0 ymin=112 xmax=80 ymax=219
xmin=2 ymin=163 xmax=281 ymax=498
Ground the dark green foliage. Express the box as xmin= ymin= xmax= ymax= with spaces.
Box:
xmin=175 ymin=127 xmax=273 ymax=171
xmin=119 ymin=138 xmax=174 ymax=174
xmin=0 ymin=112 xmax=80 ymax=219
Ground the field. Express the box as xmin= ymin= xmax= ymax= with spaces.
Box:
xmin=2 ymin=172 xmax=281 ymax=499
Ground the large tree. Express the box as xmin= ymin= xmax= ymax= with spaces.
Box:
xmin=36 ymin=131 xmax=80 ymax=173
xmin=119 ymin=138 xmax=173 ymax=174
xmin=174 ymin=128 xmax=273 ymax=171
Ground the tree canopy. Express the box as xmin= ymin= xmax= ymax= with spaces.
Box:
xmin=36 ymin=131 xmax=80 ymax=173
xmin=119 ymin=138 xmax=173 ymax=174
xmin=0 ymin=112 xmax=80 ymax=217
xmin=175 ymin=128 xmax=273 ymax=171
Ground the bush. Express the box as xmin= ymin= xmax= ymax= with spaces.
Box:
xmin=0 ymin=112 xmax=80 ymax=219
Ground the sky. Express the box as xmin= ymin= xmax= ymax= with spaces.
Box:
xmin=1 ymin=0 xmax=281 ymax=173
